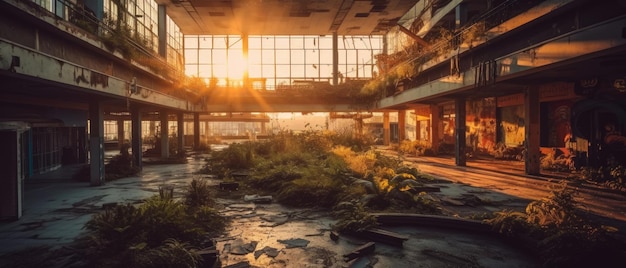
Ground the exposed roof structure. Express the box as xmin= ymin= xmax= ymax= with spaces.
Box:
xmin=156 ymin=0 xmax=419 ymax=35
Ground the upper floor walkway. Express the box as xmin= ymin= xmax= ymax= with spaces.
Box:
xmin=2 ymin=0 xmax=626 ymax=117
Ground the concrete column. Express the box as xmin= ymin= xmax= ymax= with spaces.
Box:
xmin=355 ymin=118 xmax=363 ymax=136
xmin=383 ymin=112 xmax=391 ymax=146
xmin=157 ymin=5 xmax=167 ymax=58
xmin=525 ymin=87 xmax=541 ymax=175
xmin=242 ymin=33 xmax=249 ymax=88
xmin=149 ymin=121 xmax=156 ymax=137
xmin=382 ymin=33 xmax=388 ymax=75
xmin=415 ymin=108 xmax=421 ymax=141
xmin=89 ymin=101 xmax=105 ymax=186
xmin=117 ymin=119 xmax=125 ymax=150
xmin=332 ymin=32 xmax=339 ymax=86
xmin=398 ymin=110 xmax=406 ymax=141
xmin=177 ymin=112 xmax=184 ymax=155
xmin=160 ymin=111 xmax=169 ymax=158
xmin=0 ymin=123 xmax=29 ymax=220
xmin=430 ymin=104 xmax=440 ymax=154
xmin=193 ymin=113 xmax=200 ymax=150
xmin=205 ymin=121 xmax=210 ymax=142
xmin=131 ymin=105 xmax=142 ymax=170
xmin=455 ymin=98 xmax=467 ymax=166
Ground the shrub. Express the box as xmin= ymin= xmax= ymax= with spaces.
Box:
xmin=130 ymin=239 xmax=201 ymax=268
xmin=82 ymin=179 xmax=226 ymax=267
xmin=104 ymin=144 xmax=140 ymax=181
xmin=331 ymin=146 xmax=377 ymax=176
xmin=332 ymin=200 xmax=379 ymax=232
xmin=184 ymin=177 xmax=214 ymax=208
xmin=276 ymin=176 xmax=344 ymax=208
xmin=486 ymin=181 xmax=626 ymax=267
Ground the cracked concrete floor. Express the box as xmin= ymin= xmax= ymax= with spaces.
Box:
xmin=5 ymin=149 xmax=616 ymax=267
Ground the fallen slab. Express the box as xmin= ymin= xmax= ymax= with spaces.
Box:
xmin=223 ymin=261 xmax=250 ymax=268
xmin=277 ymin=238 xmax=310 ymax=248
xmin=254 ymin=246 xmax=280 ymax=259
xmin=372 ymin=213 xmax=492 ymax=234
xmin=348 ymin=228 xmax=409 ymax=247
xmin=343 ymin=242 xmax=375 ymax=261
xmin=244 ymin=194 xmax=273 ymax=204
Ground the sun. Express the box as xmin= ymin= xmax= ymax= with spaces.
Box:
xmin=227 ymin=51 xmax=248 ymax=80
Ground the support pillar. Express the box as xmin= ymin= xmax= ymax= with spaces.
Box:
xmin=89 ymin=101 xmax=105 ymax=186
xmin=177 ymin=112 xmax=184 ymax=155
xmin=193 ymin=113 xmax=200 ymax=150
xmin=355 ymin=118 xmax=363 ymax=136
xmin=131 ymin=105 xmax=142 ymax=170
xmin=242 ymin=33 xmax=249 ymax=88
xmin=398 ymin=110 xmax=406 ymax=141
xmin=525 ymin=87 xmax=541 ymax=175
xmin=430 ymin=104 xmax=441 ymax=154
xmin=205 ymin=121 xmax=210 ymax=142
xmin=455 ymin=98 xmax=467 ymax=166
xmin=415 ymin=108 xmax=421 ymax=141
xmin=149 ymin=121 xmax=156 ymax=137
xmin=0 ymin=122 xmax=29 ymax=220
xmin=117 ymin=119 xmax=125 ymax=150
xmin=332 ymin=32 xmax=339 ymax=86
xmin=160 ymin=111 xmax=169 ymax=158
xmin=383 ymin=112 xmax=391 ymax=146
xmin=157 ymin=5 xmax=167 ymax=58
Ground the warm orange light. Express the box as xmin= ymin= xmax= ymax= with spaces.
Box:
xmin=228 ymin=51 xmax=248 ymax=80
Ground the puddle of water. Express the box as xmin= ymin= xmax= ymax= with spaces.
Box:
xmin=216 ymin=201 xmax=540 ymax=268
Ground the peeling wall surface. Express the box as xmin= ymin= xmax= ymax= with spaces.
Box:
xmin=499 ymin=105 xmax=525 ymax=148
xmin=466 ymin=98 xmax=496 ymax=154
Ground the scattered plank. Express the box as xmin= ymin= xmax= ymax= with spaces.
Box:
xmin=244 ymin=194 xmax=272 ymax=204
xmin=223 ymin=261 xmax=250 ymax=268
xmin=330 ymin=231 xmax=340 ymax=241
xmin=219 ymin=182 xmax=239 ymax=191
xmin=343 ymin=242 xmax=375 ymax=261
xmin=348 ymin=228 xmax=409 ymax=247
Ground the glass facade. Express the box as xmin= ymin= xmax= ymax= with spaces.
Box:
xmin=32 ymin=0 xmax=183 ymax=71
xmin=184 ymin=35 xmax=383 ymax=89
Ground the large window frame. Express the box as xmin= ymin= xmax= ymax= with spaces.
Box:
xmin=184 ymin=35 xmax=383 ymax=89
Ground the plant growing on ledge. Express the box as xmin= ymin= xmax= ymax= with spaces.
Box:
xmin=360 ymin=60 xmax=416 ymax=99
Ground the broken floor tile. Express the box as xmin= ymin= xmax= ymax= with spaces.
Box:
xmin=254 ymin=246 xmax=280 ymax=259
xmin=277 ymin=238 xmax=310 ymax=248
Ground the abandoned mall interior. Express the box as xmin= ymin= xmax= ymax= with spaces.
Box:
xmin=1 ymin=0 xmax=626 ymax=222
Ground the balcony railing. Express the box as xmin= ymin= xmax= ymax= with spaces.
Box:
xmin=377 ymin=0 xmax=548 ymax=97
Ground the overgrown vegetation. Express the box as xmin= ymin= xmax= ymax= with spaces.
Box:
xmin=78 ymin=177 xmax=225 ymax=268
xmin=578 ymin=164 xmax=626 ymax=192
xmin=540 ymin=151 xmax=575 ymax=172
xmin=203 ymin=129 xmax=442 ymax=232
xmin=104 ymin=144 xmax=141 ymax=181
xmin=74 ymin=144 xmax=140 ymax=182
xmin=486 ymin=181 xmax=625 ymax=267
xmin=396 ymin=139 xmax=436 ymax=156
xmin=332 ymin=200 xmax=379 ymax=232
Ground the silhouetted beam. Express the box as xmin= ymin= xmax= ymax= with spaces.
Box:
xmin=397 ymin=24 xmax=429 ymax=48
